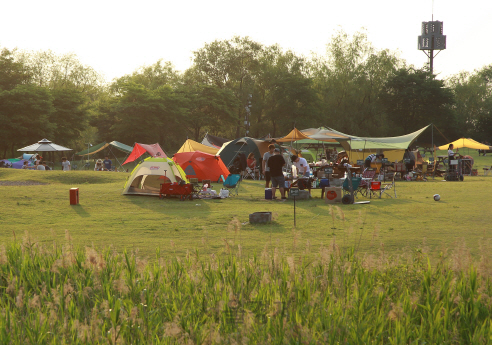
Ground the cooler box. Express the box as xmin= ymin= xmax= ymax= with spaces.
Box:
xmin=324 ymin=187 xmax=342 ymax=204
xmin=265 ymin=188 xmax=272 ymax=200
xmin=69 ymin=188 xmax=79 ymax=205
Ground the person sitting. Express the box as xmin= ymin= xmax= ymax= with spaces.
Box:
xmin=364 ymin=153 xmax=384 ymax=171
xmin=42 ymin=161 xmax=51 ymax=170
xmin=37 ymin=161 xmax=46 ymax=170
xmin=246 ymin=152 xmax=259 ymax=178
xmin=94 ymin=159 xmax=105 ymax=171
xmin=103 ymin=156 xmax=112 ymax=171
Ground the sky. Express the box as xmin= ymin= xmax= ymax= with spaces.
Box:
xmin=2 ymin=0 xmax=491 ymax=83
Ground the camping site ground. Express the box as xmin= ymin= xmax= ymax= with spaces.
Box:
xmin=0 ymin=149 xmax=491 ymax=261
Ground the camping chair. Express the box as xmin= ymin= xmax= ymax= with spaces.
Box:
xmin=484 ymin=166 xmax=492 ymax=176
xmin=357 ymin=168 xmax=376 ymax=197
xmin=222 ymin=174 xmax=242 ymax=196
xmin=189 ymin=178 xmax=201 ymax=199
xmin=370 ymin=172 xmax=397 ymax=198
xmin=342 ymin=177 xmax=362 ymax=199
xmin=83 ymin=162 xmax=91 ymax=170
xmin=414 ymin=163 xmax=428 ymax=181
xmin=243 ymin=166 xmax=257 ymax=180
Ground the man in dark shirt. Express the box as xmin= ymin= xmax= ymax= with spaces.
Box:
xmin=267 ymin=148 xmax=286 ymax=200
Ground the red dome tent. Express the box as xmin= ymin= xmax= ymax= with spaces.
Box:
xmin=173 ymin=151 xmax=230 ymax=182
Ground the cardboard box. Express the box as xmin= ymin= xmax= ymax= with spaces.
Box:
xmin=324 ymin=187 xmax=342 ymax=204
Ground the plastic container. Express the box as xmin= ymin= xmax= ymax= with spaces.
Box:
xmin=265 ymin=188 xmax=272 ymax=200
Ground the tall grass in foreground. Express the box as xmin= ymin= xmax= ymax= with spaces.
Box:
xmin=1 ymin=232 xmax=492 ymax=344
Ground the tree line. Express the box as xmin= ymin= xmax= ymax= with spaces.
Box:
xmin=1 ymin=29 xmax=492 ymax=158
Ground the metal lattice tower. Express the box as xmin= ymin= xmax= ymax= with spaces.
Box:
xmin=418 ymin=20 xmax=446 ymax=74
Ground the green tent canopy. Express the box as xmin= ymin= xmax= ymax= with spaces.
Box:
xmin=76 ymin=141 xmax=133 ymax=156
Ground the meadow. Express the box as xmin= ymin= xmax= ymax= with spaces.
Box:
xmin=1 ymin=149 xmax=492 ymax=343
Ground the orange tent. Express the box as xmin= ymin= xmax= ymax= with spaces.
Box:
xmin=173 ymin=151 xmax=230 ymax=182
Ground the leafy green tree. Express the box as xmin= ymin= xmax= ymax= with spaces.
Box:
xmin=108 ymin=83 xmax=186 ymax=150
xmin=380 ymin=68 xmax=455 ymax=137
xmin=446 ymin=65 xmax=492 ymax=141
xmin=112 ymin=60 xmax=181 ymax=91
xmin=49 ymin=89 xmax=89 ymax=146
xmin=0 ymin=85 xmax=55 ymax=157
xmin=255 ymin=47 xmax=321 ymax=137
xmin=176 ymin=84 xmax=238 ymax=141
xmin=191 ymin=36 xmax=263 ymax=138
xmin=311 ymin=29 xmax=403 ymax=136
xmin=0 ymin=47 xmax=31 ymax=91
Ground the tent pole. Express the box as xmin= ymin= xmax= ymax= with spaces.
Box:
xmin=432 ymin=124 xmax=435 ymax=180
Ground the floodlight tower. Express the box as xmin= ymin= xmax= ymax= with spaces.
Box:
xmin=418 ymin=20 xmax=446 ymax=74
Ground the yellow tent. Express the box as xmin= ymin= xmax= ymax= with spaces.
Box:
xmin=176 ymin=139 xmax=219 ymax=155
xmin=437 ymin=138 xmax=491 ymax=150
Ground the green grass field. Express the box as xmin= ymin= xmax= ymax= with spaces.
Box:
xmin=2 ymin=149 xmax=492 ymax=344
xmin=1 ymin=149 xmax=491 ymax=261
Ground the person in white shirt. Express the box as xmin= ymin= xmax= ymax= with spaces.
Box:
xmin=61 ymin=157 xmax=71 ymax=171
xmin=291 ymin=155 xmax=311 ymax=177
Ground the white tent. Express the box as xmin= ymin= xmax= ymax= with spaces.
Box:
xmin=122 ymin=157 xmax=188 ymax=196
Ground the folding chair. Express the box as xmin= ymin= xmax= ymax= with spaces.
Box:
xmin=243 ymin=167 xmax=257 ymax=180
xmin=484 ymin=166 xmax=492 ymax=176
xmin=357 ymin=168 xmax=376 ymax=197
xmin=380 ymin=172 xmax=397 ymax=198
xmin=222 ymin=174 xmax=242 ymax=196
xmin=189 ymin=178 xmax=201 ymax=199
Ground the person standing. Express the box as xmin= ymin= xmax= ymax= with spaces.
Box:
xmin=61 ymin=157 xmax=71 ymax=171
xmin=103 ymin=156 xmax=112 ymax=171
xmin=291 ymin=155 xmax=311 ymax=177
xmin=268 ymin=148 xmax=286 ymax=200
xmin=262 ymin=144 xmax=275 ymax=188
xmin=403 ymin=149 xmax=416 ymax=176
xmin=448 ymin=144 xmax=458 ymax=172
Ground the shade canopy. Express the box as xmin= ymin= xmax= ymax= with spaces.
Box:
xmin=437 ymin=138 xmax=491 ymax=150
xmin=274 ymin=128 xmax=311 ymax=142
xmin=17 ymin=139 xmax=72 ymax=152
xmin=76 ymin=141 xmax=133 ymax=156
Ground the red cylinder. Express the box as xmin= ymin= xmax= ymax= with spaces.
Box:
xmin=70 ymin=188 xmax=79 ymax=205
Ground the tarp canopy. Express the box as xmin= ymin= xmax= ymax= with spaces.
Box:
xmin=177 ymin=139 xmax=219 ymax=155
xmin=302 ymin=128 xmax=352 ymax=142
xmin=201 ymin=133 xmax=229 ymax=148
xmin=76 ymin=141 xmax=133 ymax=156
xmin=437 ymin=138 xmax=491 ymax=150
xmin=123 ymin=143 xmax=167 ymax=165
xmin=18 ymin=139 xmax=72 ymax=152
xmin=173 ymin=151 xmax=230 ymax=182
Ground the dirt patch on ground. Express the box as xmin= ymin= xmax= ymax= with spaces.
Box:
xmin=0 ymin=180 xmax=49 ymax=186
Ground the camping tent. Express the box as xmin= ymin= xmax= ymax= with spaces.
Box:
xmin=201 ymin=133 xmax=229 ymax=148
xmin=217 ymin=137 xmax=270 ymax=168
xmin=122 ymin=157 xmax=188 ymax=196
xmin=173 ymin=151 xmax=230 ymax=182
xmin=437 ymin=138 xmax=491 ymax=150
xmin=123 ymin=143 xmax=167 ymax=165
xmin=177 ymin=139 xmax=219 ymax=155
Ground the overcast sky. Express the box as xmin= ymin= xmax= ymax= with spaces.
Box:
xmin=2 ymin=0 xmax=491 ymax=82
